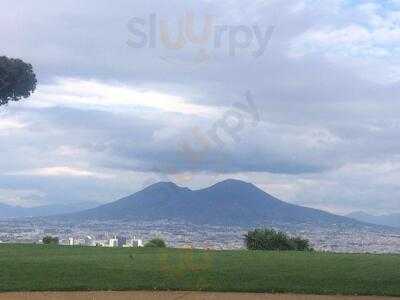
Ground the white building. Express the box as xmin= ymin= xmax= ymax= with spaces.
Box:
xmin=84 ymin=235 xmax=94 ymax=246
xmin=109 ymin=238 xmax=118 ymax=247
xmin=93 ymin=240 xmax=109 ymax=247
xmin=68 ymin=237 xmax=75 ymax=246
xmin=124 ymin=237 xmax=144 ymax=248
xmin=131 ymin=238 xmax=143 ymax=247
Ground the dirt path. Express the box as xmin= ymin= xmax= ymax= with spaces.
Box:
xmin=0 ymin=292 xmax=397 ymax=300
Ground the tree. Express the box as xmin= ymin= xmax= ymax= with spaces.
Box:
xmin=42 ymin=236 xmax=59 ymax=245
xmin=144 ymin=238 xmax=167 ymax=248
xmin=290 ymin=236 xmax=311 ymax=251
xmin=244 ymin=229 xmax=312 ymax=251
xmin=0 ymin=56 xmax=37 ymax=106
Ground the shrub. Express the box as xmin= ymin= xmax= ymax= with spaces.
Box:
xmin=0 ymin=56 xmax=37 ymax=106
xmin=42 ymin=236 xmax=59 ymax=245
xmin=290 ymin=236 xmax=312 ymax=251
xmin=244 ymin=229 xmax=312 ymax=251
xmin=144 ymin=238 xmax=167 ymax=248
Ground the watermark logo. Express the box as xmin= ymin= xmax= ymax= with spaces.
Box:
xmin=127 ymin=13 xmax=274 ymax=65
xmin=159 ymin=243 xmax=214 ymax=288
xmin=181 ymin=90 xmax=259 ymax=163
xmin=141 ymin=90 xmax=260 ymax=188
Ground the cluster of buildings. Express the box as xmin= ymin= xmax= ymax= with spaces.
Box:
xmin=1 ymin=218 xmax=400 ymax=253
xmin=67 ymin=235 xmax=143 ymax=248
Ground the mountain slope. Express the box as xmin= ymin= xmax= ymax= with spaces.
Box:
xmin=73 ymin=179 xmax=359 ymax=226
xmin=347 ymin=211 xmax=400 ymax=228
xmin=0 ymin=202 xmax=99 ymax=218
xmin=0 ymin=203 xmax=22 ymax=218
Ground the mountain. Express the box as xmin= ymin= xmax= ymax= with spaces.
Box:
xmin=0 ymin=202 xmax=99 ymax=218
xmin=346 ymin=211 xmax=400 ymax=228
xmin=72 ymin=179 xmax=360 ymax=227
xmin=0 ymin=203 xmax=22 ymax=217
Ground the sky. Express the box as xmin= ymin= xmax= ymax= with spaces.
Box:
xmin=1 ymin=0 xmax=400 ymax=215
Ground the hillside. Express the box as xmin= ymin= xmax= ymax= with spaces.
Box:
xmin=0 ymin=244 xmax=399 ymax=296
xmin=0 ymin=202 xmax=99 ymax=219
xmin=347 ymin=211 xmax=400 ymax=228
xmin=72 ymin=179 xmax=359 ymax=227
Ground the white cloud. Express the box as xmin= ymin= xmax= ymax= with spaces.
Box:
xmin=0 ymin=188 xmax=45 ymax=207
xmin=290 ymin=1 xmax=400 ymax=83
xmin=7 ymin=167 xmax=114 ymax=179
xmin=0 ymin=118 xmax=26 ymax=131
xmin=29 ymin=78 xmax=216 ymax=117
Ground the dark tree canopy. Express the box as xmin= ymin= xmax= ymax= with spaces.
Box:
xmin=144 ymin=238 xmax=167 ymax=248
xmin=0 ymin=56 xmax=37 ymax=106
xmin=244 ymin=229 xmax=312 ymax=251
xmin=42 ymin=236 xmax=59 ymax=245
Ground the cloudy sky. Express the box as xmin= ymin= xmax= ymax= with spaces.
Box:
xmin=1 ymin=0 xmax=400 ymax=215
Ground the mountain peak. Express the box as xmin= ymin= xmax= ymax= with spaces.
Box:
xmin=73 ymin=179 xmax=357 ymax=227
xmin=207 ymin=179 xmax=254 ymax=190
xmin=151 ymin=181 xmax=178 ymax=187
xmin=217 ymin=179 xmax=251 ymax=185
xmin=145 ymin=181 xmax=190 ymax=191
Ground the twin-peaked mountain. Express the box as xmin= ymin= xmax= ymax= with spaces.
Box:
xmin=72 ymin=179 xmax=359 ymax=226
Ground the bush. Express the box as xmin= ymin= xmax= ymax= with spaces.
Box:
xmin=244 ymin=229 xmax=312 ymax=251
xmin=0 ymin=56 xmax=37 ymax=106
xmin=144 ymin=238 xmax=167 ymax=248
xmin=290 ymin=236 xmax=312 ymax=251
xmin=42 ymin=236 xmax=59 ymax=245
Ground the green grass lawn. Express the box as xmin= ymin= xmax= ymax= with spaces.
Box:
xmin=0 ymin=244 xmax=399 ymax=296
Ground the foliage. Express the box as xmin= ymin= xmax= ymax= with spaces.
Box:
xmin=0 ymin=56 xmax=37 ymax=106
xmin=144 ymin=238 xmax=167 ymax=248
xmin=244 ymin=229 xmax=312 ymax=251
xmin=42 ymin=236 xmax=59 ymax=245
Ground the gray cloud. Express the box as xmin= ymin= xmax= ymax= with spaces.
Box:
xmin=0 ymin=0 xmax=399 ymax=214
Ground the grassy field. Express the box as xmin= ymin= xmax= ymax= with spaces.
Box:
xmin=0 ymin=244 xmax=399 ymax=296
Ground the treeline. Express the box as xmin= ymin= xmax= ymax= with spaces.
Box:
xmin=244 ymin=229 xmax=312 ymax=251
xmin=41 ymin=236 xmax=168 ymax=248
xmin=42 ymin=236 xmax=59 ymax=245
xmin=41 ymin=231 xmax=311 ymax=251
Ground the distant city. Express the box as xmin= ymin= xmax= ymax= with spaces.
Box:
xmin=1 ymin=218 xmax=400 ymax=253
xmin=1 ymin=180 xmax=400 ymax=253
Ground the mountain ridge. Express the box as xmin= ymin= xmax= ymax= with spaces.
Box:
xmin=0 ymin=202 xmax=99 ymax=219
xmin=70 ymin=179 xmax=362 ymax=227
xmin=346 ymin=211 xmax=400 ymax=228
